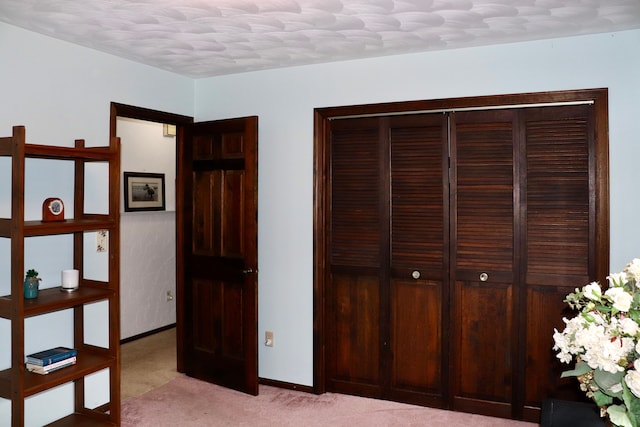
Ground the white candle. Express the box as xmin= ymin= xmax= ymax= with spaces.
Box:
xmin=61 ymin=269 xmax=79 ymax=291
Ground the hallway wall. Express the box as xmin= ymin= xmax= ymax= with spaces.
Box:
xmin=118 ymin=118 xmax=177 ymax=339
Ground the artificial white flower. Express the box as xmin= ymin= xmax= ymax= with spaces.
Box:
xmin=620 ymin=317 xmax=640 ymax=337
xmin=582 ymin=332 xmax=633 ymax=373
xmin=608 ymin=272 xmax=627 ymax=288
xmin=626 ymin=258 xmax=640 ymax=283
xmin=605 ymin=287 xmax=633 ymax=312
xmin=583 ymin=282 xmax=602 ymax=300
xmin=626 ymin=367 xmax=640 ymax=398
xmin=552 ymin=328 xmax=573 ymax=364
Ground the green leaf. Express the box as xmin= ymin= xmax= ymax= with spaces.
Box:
xmin=630 ymin=309 xmax=640 ymax=325
xmin=598 ymin=304 xmax=613 ymax=313
xmin=608 ymin=404 xmax=634 ymax=427
xmin=592 ymin=389 xmax=614 ymax=407
xmin=622 ymin=381 xmax=640 ymax=427
xmin=561 ymin=361 xmax=592 ymax=378
xmin=594 ymin=369 xmax=626 ymax=398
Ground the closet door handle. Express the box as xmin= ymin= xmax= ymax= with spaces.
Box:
xmin=412 ymin=270 xmax=421 ymax=279
xmin=479 ymin=272 xmax=489 ymax=282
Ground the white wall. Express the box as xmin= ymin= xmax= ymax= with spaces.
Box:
xmin=194 ymin=29 xmax=640 ymax=387
xmin=119 ymin=118 xmax=177 ymax=212
xmin=118 ymin=118 xmax=177 ymax=339
xmin=1 ymin=17 xmax=639 ymax=425
xmin=0 ymin=23 xmax=193 ymax=426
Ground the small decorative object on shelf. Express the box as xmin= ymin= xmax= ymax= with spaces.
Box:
xmin=25 ymin=346 xmax=78 ymax=375
xmin=60 ymin=269 xmax=79 ymax=292
xmin=23 ymin=269 xmax=41 ymax=299
xmin=26 ymin=356 xmax=76 ymax=375
xmin=42 ymin=197 xmax=64 ymax=222
xmin=553 ymin=258 xmax=640 ymax=427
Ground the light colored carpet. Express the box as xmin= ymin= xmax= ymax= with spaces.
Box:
xmin=121 ymin=375 xmax=537 ymax=426
xmin=121 ymin=327 xmax=180 ymax=399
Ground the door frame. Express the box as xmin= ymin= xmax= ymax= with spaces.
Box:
xmin=312 ymin=88 xmax=610 ymax=398
xmin=110 ymin=102 xmax=193 ymax=371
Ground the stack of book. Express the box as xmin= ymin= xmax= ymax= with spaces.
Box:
xmin=25 ymin=346 xmax=77 ymax=375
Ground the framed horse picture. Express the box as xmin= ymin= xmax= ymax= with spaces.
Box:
xmin=123 ymin=172 xmax=166 ymax=212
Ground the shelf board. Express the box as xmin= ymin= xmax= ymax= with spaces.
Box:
xmin=0 ymin=136 xmax=13 ymax=156
xmin=24 ymin=143 xmax=117 ymax=162
xmin=0 ymin=218 xmax=10 ymax=237
xmin=25 ymin=351 xmax=115 ymax=397
xmin=0 ymin=286 xmax=114 ymax=319
xmin=24 ymin=287 xmax=114 ymax=317
xmin=0 ymin=351 xmax=115 ymax=399
xmin=0 ymin=217 xmax=116 ymax=238
xmin=0 ymin=298 xmax=10 ymax=319
xmin=44 ymin=413 xmax=117 ymax=427
xmin=24 ymin=218 xmax=116 ymax=236
xmin=0 ymin=368 xmax=9 ymax=400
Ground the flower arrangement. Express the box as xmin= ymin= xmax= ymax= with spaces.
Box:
xmin=553 ymin=258 xmax=640 ymax=427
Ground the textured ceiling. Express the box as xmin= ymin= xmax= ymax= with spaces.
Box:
xmin=1 ymin=0 xmax=639 ymax=78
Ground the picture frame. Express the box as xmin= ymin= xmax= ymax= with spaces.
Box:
xmin=124 ymin=172 xmax=166 ymax=212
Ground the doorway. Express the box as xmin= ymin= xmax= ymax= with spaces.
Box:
xmin=110 ymin=104 xmax=259 ymax=394
xmin=117 ymin=117 xmax=177 ymax=340
xmin=110 ymin=102 xmax=193 ymax=372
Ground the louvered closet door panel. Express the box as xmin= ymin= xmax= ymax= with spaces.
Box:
xmin=450 ymin=110 xmax=515 ymax=418
xmin=523 ymin=105 xmax=594 ymax=414
xmin=327 ymin=117 xmax=384 ymax=396
xmin=524 ymin=105 xmax=592 ymax=282
xmin=389 ymin=114 xmax=448 ymax=405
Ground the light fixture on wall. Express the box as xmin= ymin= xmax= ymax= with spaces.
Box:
xmin=163 ymin=124 xmax=176 ymax=137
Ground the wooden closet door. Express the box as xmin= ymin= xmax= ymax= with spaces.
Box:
xmin=326 ymin=114 xmax=448 ymax=404
xmin=326 ymin=117 xmax=385 ymax=398
xmin=450 ymin=110 xmax=517 ymax=419
xmin=317 ymin=90 xmax=608 ymax=422
xmin=388 ymin=114 xmax=448 ymax=406
xmin=521 ymin=104 xmax=595 ymax=419
xmin=449 ymin=105 xmax=597 ymax=420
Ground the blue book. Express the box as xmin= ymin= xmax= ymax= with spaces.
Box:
xmin=26 ymin=347 xmax=77 ymax=366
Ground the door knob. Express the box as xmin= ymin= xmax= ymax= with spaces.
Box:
xmin=242 ymin=268 xmax=255 ymax=275
xmin=479 ymin=272 xmax=489 ymax=282
xmin=412 ymin=270 xmax=421 ymax=279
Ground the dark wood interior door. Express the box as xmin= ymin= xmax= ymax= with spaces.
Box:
xmin=521 ymin=104 xmax=596 ymax=419
xmin=388 ymin=114 xmax=449 ymax=407
xmin=182 ymin=116 xmax=258 ymax=395
xmin=449 ymin=110 xmax=517 ymax=418
xmin=326 ymin=117 xmax=384 ymax=398
xmin=326 ymin=114 xmax=449 ymax=406
xmin=449 ymin=105 xmax=597 ymax=420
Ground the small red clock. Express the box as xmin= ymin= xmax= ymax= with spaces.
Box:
xmin=42 ymin=197 xmax=65 ymax=222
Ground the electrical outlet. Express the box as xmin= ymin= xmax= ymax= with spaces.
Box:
xmin=96 ymin=230 xmax=108 ymax=253
xmin=265 ymin=331 xmax=274 ymax=347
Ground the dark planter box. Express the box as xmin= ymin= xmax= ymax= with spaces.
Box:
xmin=540 ymin=399 xmax=606 ymax=427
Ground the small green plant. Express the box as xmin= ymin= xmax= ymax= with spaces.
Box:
xmin=25 ymin=269 xmax=41 ymax=282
